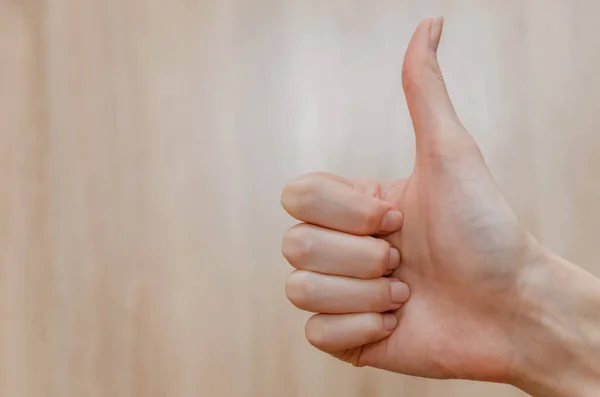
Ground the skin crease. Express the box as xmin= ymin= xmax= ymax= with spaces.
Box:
xmin=282 ymin=17 xmax=600 ymax=396
xmin=356 ymin=17 xmax=542 ymax=380
xmin=321 ymin=17 xmax=543 ymax=381
xmin=354 ymin=169 xmax=539 ymax=381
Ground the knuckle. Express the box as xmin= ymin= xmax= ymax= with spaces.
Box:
xmin=401 ymin=66 xmax=418 ymax=94
xmin=305 ymin=316 xmax=328 ymax=349
xmin=285 ymin=270 xmax=313 ymax=309
xmin=350 ymin=312 xmax=383 ymax=342
xmin=370 ymin=280 xmax=392 ymax=310
xmin=366 ymin=313 xmax=386 ymax=336
xmin=426 ymin=131 xmax=481 ymax=164
xmin=281 ymin=224 xmax=313 ymax=266
xmin=372 ymin=239 xmax=391 ymax=275
xmin=360 ymin=204 xmax=384 ymax=234
xmin=281 ymin=174 xmax=321 ymax=217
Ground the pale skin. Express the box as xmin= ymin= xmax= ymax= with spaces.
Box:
xmin=281 ymin=18 xmax=600 ymax=397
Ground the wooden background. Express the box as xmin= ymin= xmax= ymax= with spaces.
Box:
xmin=2 ymin=1 xmax=600 ymax=396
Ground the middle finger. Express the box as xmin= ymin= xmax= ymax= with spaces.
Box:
xmin=282 ymin=223 xmax=401 ymax=279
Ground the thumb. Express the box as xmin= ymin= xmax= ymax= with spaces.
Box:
xmin=402 ymin=17 xmax=460 ymax=142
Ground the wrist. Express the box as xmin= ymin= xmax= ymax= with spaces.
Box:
xmin=510 ymin=248 xmax=600 ymax=397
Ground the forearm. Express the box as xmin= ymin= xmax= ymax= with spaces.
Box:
xmin=513 ymin=251 xmax=600 ymax=397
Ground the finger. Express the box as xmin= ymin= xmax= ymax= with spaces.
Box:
xmin=281 ymin=173 xmax=403 ymax=235
xmin=282 ymin=223 xmax=401 ymax=279
xmin=286 ymin=270 xmax=410 ymax=313
xmin=305 ymin=312 xmax=398 ymax=353
xmin=402 ymin=17 xmax=461 ymax=142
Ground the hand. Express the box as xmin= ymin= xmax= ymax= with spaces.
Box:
xmin=281 ymin=17 xmax=546 ymax=384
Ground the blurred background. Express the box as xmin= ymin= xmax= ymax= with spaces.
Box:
xmin=2 ymin=1 xmax=600 ymax=396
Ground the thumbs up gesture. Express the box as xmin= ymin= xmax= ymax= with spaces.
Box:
xmin=281 ymin=17 xmax=546 ymax=384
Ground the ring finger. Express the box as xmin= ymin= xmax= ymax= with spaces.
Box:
xmin=286 ymin=270 xmax=410 ymax=314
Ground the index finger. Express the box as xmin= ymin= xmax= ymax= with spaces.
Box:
xmin=281 ymin=172 xmax=403 ymax=235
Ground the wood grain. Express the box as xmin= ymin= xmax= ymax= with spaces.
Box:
xmin=1 ymin=1 xmax=599 ymax=396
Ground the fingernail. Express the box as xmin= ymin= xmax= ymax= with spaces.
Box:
xmin=383 ymin=313 xmax=398 ymax=331
xmin=430 ymin=16 xmax=444 ymax=52
xmin=390 ymin=279 xmax=410 ymax=304
xmin=387 ymin=247 xmax=401 ymax=270
xmin=380 ymin=210 xmax=403 ymax=233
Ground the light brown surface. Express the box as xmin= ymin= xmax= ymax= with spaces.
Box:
xmin=1 ymin=1 xmax=600 ymax=396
